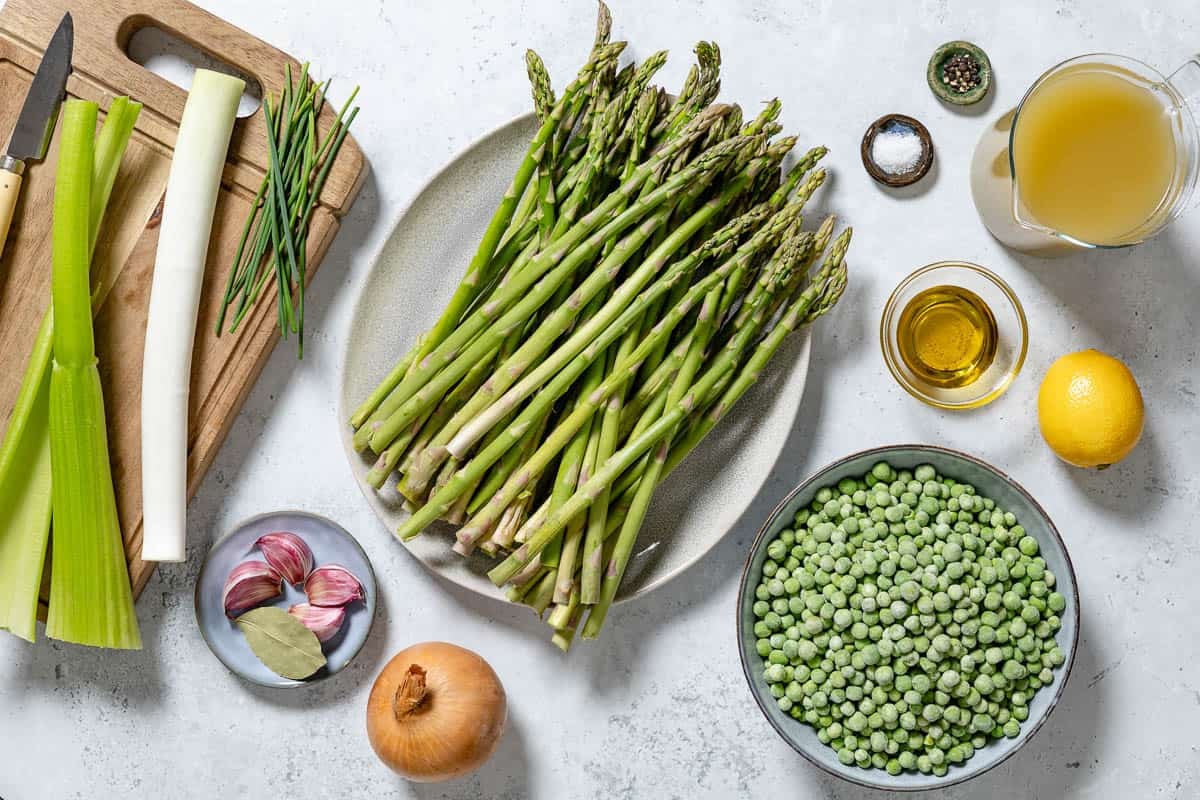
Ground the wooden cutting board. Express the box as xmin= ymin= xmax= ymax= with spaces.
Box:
xmin=0 ymin=0 xmax=366 ymax=609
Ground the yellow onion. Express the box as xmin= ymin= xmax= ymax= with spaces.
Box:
xmin=366 ymin=642 xmax=506 ymax=782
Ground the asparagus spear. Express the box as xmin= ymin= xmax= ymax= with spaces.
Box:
xmin=607 ymin=218 xmax=839 ymax=505
xmin=584 ymin=281 xmax=726 ymax=635
xmin=581 ymin=236 xmax=814 ymax=635
xmin=492 ymin=232 xmax=848 ymax=589
xmin=404 ymin=41 xmax=625 ymax=373
xmin=526 ymin=50 xmax=555 ymax=122
xmin=607 ymin=223 xmax=846 ymax=509
xmin=440 ymin=139 xmax=772 ymax=464
xmin=439 ymin=198 xmax=805 ymax=550
xmin=670 ymin=229 xmax=851 ymax=472
xmin=366 ymin=107 xmax=732 ymax=454
xmin=422 ymin=137 xmax=759 ymax=474
xmin=548 ymin=350 xmax=608 ymax=600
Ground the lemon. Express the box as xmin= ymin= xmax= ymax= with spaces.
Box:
xmin=1037 ymin=349 xmax=1144 ymax=468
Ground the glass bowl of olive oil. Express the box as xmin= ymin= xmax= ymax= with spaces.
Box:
xmin=881 ymin=262 xmax=1028 ymax=410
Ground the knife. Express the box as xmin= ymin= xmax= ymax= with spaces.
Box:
xmin=0 ymin=13 xmax=73 ymax=259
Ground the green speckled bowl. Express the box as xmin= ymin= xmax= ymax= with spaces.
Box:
xmin=928 ymin=41 xmax=993 ymax=106
xmin=736 ymin=445 xmax=1079 ymax=791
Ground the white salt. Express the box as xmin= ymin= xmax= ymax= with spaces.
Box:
xmin=871 ymin=123 xmax=923 ymax=175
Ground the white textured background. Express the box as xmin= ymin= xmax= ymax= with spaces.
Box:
xmin=2 ymin=1 xmax=1199 ymax=798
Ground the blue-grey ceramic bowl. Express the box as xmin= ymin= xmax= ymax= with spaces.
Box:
xmin=737 ymin=445 xmax=1080 ymax=791
xmin=194 ymin=510 xmax=378 ymax=689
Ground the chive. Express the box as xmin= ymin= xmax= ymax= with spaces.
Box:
xmin=217 ymin=68 xmax=358 ymax=356
xmin=217 ymin=174 xmax=269 ymax=333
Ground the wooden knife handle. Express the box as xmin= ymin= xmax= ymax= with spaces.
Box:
xmin=0 ymin=165 xmax=23 ymax=261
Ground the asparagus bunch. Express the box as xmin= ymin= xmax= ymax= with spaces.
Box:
xmin=348 ymin=3 xmax=851 ymax=649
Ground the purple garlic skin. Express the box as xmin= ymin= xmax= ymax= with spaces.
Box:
xmin=223 ymin=561 xmax=283 ymax=617
xmin=255 ymin=532 xmax=314 ymax=586
xmin=304 ymin=565 xmax=365 ymax=608
xmin=288 ymin=603 xmax=347 ymax=644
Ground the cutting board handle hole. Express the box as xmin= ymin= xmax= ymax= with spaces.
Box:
xmin=124 ymin=25 xmax=263 ymax=118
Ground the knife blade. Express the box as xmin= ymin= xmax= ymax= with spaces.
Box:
xmin=5 ymin=13 xmax=73 ymax=167
xmin=0 ymin=12 xmax=72 ymax=260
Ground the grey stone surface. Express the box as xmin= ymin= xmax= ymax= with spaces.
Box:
xmin=2 ymin=1 xmax=1199 ymax=798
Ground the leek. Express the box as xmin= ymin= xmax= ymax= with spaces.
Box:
xmin=0 ymin=98 xmax=141 ymax=642
xmin=140 ymin=69 xmax=244 ymax=563
xmin=44 ymin=100 xmax=141 ymax=648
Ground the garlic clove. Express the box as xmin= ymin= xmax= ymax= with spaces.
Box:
xmin=223 ymin=560 xmax=283 ymax=618
xmin=288 ymin=603 xmax=347 ymax=644
xmin=304 ymin=564 xmax=365 ymax=607
xmin=255 ymin=531 xmax=314 ymax=586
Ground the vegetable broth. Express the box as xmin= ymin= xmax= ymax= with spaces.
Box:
xmin=1011 ymin=63 xmax=1178 ymax=246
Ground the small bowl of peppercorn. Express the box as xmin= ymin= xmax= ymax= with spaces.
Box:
xmin=927 ymin=41 xmax=992 ymax=106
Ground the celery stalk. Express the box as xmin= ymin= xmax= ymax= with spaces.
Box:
xmin=0 ymin=319 xmax=52 ymax=641
xmin=44 ymin=100 xmax=141 ymax=649
xmin=0 ymin=97 xmax=141 ymax=642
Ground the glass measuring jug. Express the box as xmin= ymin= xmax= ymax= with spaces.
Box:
xmin=970 ymin=54 xmax=1200 ymax=256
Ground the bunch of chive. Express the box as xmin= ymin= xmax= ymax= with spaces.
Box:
xmin=217 ymin=64 xmax=359 ymax=357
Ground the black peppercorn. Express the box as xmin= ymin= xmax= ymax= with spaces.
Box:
xmin=943 ymin=53 xmax=982 ymax=93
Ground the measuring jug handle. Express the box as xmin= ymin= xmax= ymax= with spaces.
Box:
xmin=1169 ymin=56 xmax=1200 ymax=114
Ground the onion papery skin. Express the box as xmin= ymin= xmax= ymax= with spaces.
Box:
xmin=366 ymin=641 xmax=507 ymax=782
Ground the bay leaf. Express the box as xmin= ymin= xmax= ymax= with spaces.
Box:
xmin=236 ymin=606 xmax=327 ymax=680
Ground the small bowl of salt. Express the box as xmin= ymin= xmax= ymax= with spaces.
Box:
xmin=861 ymin=114 xmax=934 ymax=187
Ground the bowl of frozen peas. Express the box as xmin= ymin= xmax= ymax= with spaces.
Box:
xmin=736 ymin=444 xmax=1080 ymax=791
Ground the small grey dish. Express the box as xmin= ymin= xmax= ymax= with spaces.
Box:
xmin=194 ymin=510 xmax=378 ymax=689
xmin=736 ymin=445 xmax=1080 ymax=792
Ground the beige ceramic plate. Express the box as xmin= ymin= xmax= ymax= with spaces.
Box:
xmin=338 ymin=112 xmax=811 ymax=603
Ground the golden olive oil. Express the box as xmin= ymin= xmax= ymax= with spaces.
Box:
xmin=897 ymin=286 xmax=998 ymax=389
xmin=1011 ymin=63 xmax=1178 ymax=245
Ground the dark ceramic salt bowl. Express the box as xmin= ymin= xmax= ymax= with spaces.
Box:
xmin=736 ymin=445 xmax=1079 ymax=791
